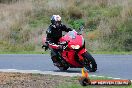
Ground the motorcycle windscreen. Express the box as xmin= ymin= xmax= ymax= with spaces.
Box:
xmin=59 ymin=30 xmax=76 ymax=41
xmin=59 ymin=30 xmax=84 ymax=47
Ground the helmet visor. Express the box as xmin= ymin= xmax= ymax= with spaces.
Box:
xmin=55 ymin=21 xmax=61 ymax=26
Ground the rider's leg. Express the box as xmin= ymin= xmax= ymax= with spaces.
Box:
xmin=51 ymin=49 xmax=58 ymax=63
xmin=51 ymin=49 xmax=62 ymax=66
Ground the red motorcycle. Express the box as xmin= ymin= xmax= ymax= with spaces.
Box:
xmin=43 ymin=26 xmax=97 ymax=72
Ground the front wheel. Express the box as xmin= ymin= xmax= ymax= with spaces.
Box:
xmin=82 ymin=52 xmax=97 ymax=72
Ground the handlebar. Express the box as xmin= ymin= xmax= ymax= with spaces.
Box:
xmin=58 ymin=41 xmax=68 ymax=46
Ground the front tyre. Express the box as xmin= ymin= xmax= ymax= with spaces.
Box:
xmin=82 ymin=52 xmax=97 ymax=72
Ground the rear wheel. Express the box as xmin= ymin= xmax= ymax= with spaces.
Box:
xmin=57 ymin=66 xmax=69 ymax=71
xmin=82 ymin=52 xmax=97 ymax=72
xmin=56 ymin=56 xmax=69 ymax=71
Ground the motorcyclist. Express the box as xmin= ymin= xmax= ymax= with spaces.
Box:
xmin=43 ymin=15 xmax=72 ymax=66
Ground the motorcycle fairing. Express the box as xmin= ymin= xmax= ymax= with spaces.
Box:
xmin=62 ymin=50 xmax=82 ymax=67
xmin=78 ymin=48 xmax=87 ymax=61
xmin=59 ymin=30 xmax=87 ymax=67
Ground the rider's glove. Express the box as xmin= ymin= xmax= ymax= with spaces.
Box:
xmin=58 ymin=45 xmax=63 ymax=51
xmin=42 ymin=45 xmax=45 ymax=48
xmin=42 ymin=45 xmax=49 ymax=51
xmin=45 ymin=45 xmax=49 ymax=51
xmin=44 ymin=41 xmax=50 ymax=51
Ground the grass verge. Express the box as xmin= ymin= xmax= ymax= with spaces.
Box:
xmin=0 ymin=51 xmax=48 ymax=54
xmin=92 ymin=51 xmax=132 ymax=55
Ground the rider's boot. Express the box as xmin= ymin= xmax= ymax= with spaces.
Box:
xmin=51 ymin=56 xmax=63 ymax=66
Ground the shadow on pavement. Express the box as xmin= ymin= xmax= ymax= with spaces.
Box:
xmin=53 ymin=70 xmax=81 ymax=73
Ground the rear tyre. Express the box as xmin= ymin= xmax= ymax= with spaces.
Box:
xmin=82 ymin=52 xmax=97 ymax=72
xmin=56 ymin=56 xmax=69 ymax=71
xmin=57 ymin=66 xmax=69 ymax=71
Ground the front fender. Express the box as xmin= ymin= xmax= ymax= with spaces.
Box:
xmin=78 ymin=48 xmax=87 ymax=61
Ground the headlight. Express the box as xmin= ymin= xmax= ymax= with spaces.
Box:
xmin=70 ymin=45 xmax=80 ymax=49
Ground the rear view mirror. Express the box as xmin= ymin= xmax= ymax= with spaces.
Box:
xmin=79 ymin=25 xmax=84 ymax=31
xmin=78 ymin=25 xmax=84 ymax=35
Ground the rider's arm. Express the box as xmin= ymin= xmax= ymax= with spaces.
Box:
xmin=61 ymin=24 xmax=72 ymax=32
xmin=48 ymin=43 xmax=61 ymax=49
xmin=46 ymin=26 xmax=52 ymax=42
xmin=44 ymin=26 xmax=52 ymax=49
xmin=45 ymin=26 xmax=61 ymax=49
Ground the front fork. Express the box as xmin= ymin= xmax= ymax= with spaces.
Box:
xmin=77 ymin=48 xmax=91 ymax=70
xmin=78 ymin=48 xmax=87 ymax=61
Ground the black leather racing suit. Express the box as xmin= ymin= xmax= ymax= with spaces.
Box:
xmin=46 ymin=24 xmax=72 ymax=64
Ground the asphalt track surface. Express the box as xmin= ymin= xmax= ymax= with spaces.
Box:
xmin=0 ymin=54 xmax=132 ymax=79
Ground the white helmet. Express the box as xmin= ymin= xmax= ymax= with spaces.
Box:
xmin=51 ymin=15 xmax=62 ymax=27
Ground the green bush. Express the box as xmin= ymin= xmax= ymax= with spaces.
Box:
xmin=118 ymin=18 xmax=132 ymax=51
xmin=68 ymin=19 xmax=84 ymax=29
xmin=102 ymin=17 xmax=132 ymax=51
